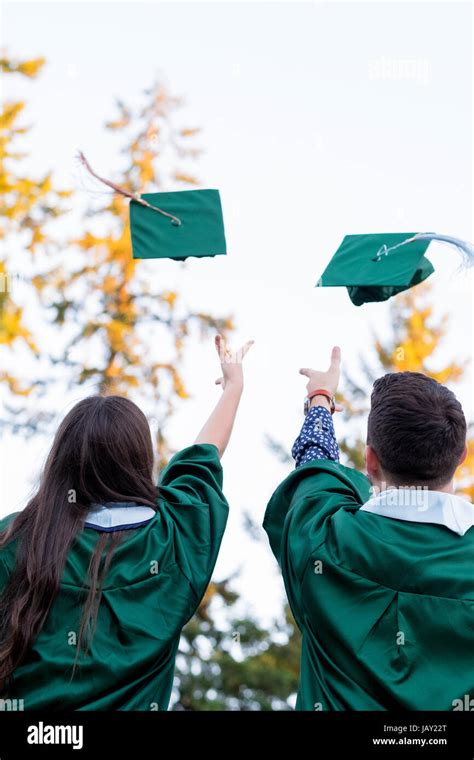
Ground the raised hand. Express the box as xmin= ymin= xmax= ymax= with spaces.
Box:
xmin=214 ymin=334 xmax=254 ymax=391
xmin=299 ymin=346 xmax=343 ymax=411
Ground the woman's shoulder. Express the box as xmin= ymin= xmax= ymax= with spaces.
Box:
xmin=0 ymin=511 xmax=21 ymax=532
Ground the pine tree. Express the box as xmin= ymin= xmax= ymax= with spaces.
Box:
xmin=174 ymin=579 xmax=300 ymax=710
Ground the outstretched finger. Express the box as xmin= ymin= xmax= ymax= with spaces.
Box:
xmin=329 ymin=345 xmax=341 ymax=370
xmin=215 ymin=334 xmax=230 ymax=362
xmin=238 ymin=339 xmax=255 ymax=359
xmin=299 ymin=368 xmax=313 ymax=378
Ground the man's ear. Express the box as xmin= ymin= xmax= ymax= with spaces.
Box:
xmin=366 ymin=445 xmax=381 ymax=480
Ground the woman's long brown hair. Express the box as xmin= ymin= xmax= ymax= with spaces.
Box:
xmin=0 ymin=395 xmax=158 ymax=690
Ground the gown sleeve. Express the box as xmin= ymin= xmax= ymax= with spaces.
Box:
xmin=263 ymin=460 xmax=372 ymax=578
xmin=157 ymin=443 xmax=229 ymax=602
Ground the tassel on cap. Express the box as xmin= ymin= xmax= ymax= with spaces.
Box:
xmin=77 ymin=151 xmax=182 ymax=226
xmin=375 ymin=232 xmax=474 ymax=268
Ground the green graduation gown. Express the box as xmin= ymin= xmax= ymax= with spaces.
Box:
xmin=0 ymin=444 xmax=228 ymax=710
xmin=263 ymin=459 xmax=474 ymax=711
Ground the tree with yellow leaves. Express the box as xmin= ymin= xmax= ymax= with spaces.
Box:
xmin=339 ymin=283 xmax=473 ymax=497
xmin=1 ymin=62 xmax=232 ymax=450
xmin=0 ymin=54 xmax=69 ymax=402
xmin=38 ymin=82 xmax=233 ymax=461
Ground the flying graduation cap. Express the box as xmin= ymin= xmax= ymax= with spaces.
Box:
xmin=78 ymin=152 xmax=226 ymax=261
xmin=317 ymin=232 xmax=474 ymax=306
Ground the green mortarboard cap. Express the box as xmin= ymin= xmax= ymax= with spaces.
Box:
xmin=129 ymin=189 xmax=226 ymax=261
xmin=77 ymin=154 xmax=227 ymax=262
xmin=317 ymin=232 xmax=435 ymax=306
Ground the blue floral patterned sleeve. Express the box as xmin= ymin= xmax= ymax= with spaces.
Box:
xmin=291 ymin=405 xmax=340 ymax=468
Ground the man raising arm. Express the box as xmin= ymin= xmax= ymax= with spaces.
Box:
xmin=263 ymin=348 xmax=471 ymax=711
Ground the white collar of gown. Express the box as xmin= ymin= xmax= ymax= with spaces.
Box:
xmin=360 ymin=488 xmax=474 ymax=536
xmin=84 ymin=501 xmax=156 ymax=531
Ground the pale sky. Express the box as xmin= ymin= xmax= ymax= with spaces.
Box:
xmin=1 ymin=0 xmax=472 ymax=624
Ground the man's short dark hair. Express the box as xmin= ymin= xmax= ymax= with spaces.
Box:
xmin=367 ymin=372 xmax=466 ymax=488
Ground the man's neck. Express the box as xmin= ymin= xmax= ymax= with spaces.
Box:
xmin=375 ymin=480 xmax=455 ymax=495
